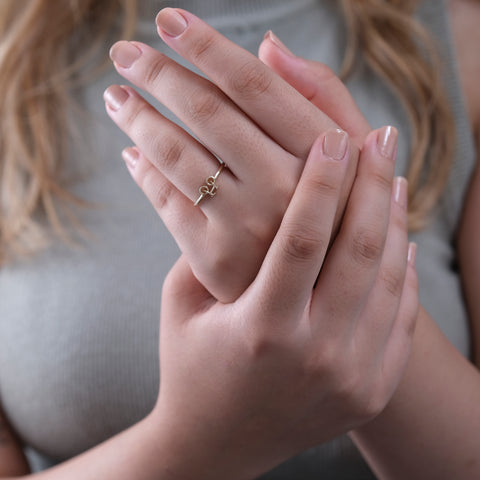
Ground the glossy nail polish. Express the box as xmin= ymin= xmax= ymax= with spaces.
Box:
xmin=122 ymin=147 xmax=139 ymax=170
xmin=109 ymin=41 xmax=142 ymax=68
xmin=104 ymin=85 xmax=129 ymax=111
xmin=377 ymin=125 xmax=398 ymax=159
xmin=156 ymin=8 xmax=188 ymax=37
xmin=322 ymin=129 xmax=348 ymax=160
xmin=393 ymin=176 xmax=408 ymax=209
xmin=408 ymin=242 xmax=417 ymax=265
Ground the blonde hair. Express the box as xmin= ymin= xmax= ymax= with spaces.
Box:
xmin=0 ymin=0 xmax=461 ymax=264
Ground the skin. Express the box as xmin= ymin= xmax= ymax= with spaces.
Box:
xmin=1 ymin=0 xmax=479 ymax=478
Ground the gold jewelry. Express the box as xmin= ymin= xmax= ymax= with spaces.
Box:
xmin=194 ymin=162 xmax=226 ymax=206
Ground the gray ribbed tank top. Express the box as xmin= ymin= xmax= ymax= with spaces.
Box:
xmin=0 ymin=1 xmax=475 ymax=478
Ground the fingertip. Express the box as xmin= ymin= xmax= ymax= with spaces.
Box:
xmin=407 ymin=242 xmax=417 ymax=267
xmin=156 ymin=7 xmax=188 ymax=38
xmin=376 ymin=126 xmax=398 ymax=160
xmin=103 ymin=84 xmax=130 ymax=112
xmin=258 ymin=30 xmax=302 ymax=70
xmin=122 ymin=146 xmax=140 ymax=171
xmin=362 ymin=126 xmax=398 ymax=163
xmin=321 ymin=128 xmax=349 ymax=161
xmin=393 ymin=177 xmax=408 ymax=210
xmin=264 ymin=30 xmax=295 ymax=58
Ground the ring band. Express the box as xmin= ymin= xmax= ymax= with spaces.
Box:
xmin=194 ymin=162 xmax=226 ymax=206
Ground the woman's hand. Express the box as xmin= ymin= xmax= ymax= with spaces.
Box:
xmin=149 ymin=127 xmax=418 ymax=480
xmin=104 ymin=8 xmax=366 ymax=303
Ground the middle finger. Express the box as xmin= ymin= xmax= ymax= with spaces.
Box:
xmin=109 ymin=40 xmax=300 ymax=182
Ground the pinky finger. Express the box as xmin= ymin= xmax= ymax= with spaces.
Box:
xmin=381 ymin=242 xmax=419 ymax=389
xmin=122 ymin=146 xmax=207 ymax=247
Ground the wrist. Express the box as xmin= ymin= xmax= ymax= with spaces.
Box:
xmin=147 ymin=403 xmax=256 ymax=480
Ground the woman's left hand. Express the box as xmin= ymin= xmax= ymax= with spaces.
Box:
xmin=150 ymin=124 xmax=418 ymax=479
xmin=105 ymin=8 xmax=369 ymax=303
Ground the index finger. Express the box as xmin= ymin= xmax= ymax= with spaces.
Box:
xmin=155 ymin=8 xmax=361 ymax=158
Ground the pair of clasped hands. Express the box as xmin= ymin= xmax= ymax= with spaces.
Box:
xmin=104 ymin=8 xmax=419 ymax=479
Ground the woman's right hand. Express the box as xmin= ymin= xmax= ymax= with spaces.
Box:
xmin=148 ymin=127 xmax=419 ymax=480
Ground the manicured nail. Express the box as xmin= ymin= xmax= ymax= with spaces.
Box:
xmin=265 ymin=30 xmax=294 ymax=57
xmin=407 ymin=242 xmax=417 ymax=266
xmin=122 ymin=147 xmax=139 ymax=170
xmin=156 ymin=8 xmax=188 ymax=37
xmin=104 ymin=85 xmax=129 ymax=111
xmin=322 ymin=129 xmax=348 ymax=160
xmin=377 ymin=126 xmax=398 ymax=159
xmin=109 ymin=41 xmax=142 ymax=68
xmin=393 ymin=177 xmax=408 ymax=209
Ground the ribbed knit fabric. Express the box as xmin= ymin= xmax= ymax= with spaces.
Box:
xmin=0 ymin=1 xmax=475 ymax=478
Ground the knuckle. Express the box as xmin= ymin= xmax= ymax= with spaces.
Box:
xmin=379 ymin=266 xmax=405 ymax=298
xmin=230 ymin=60 xmax=273 ymax=99
xmin=245 ymin=328 xmax=283 ymax=361
xmin=281 ymin=226 xmax=324 ymax=264
xmin=350 ymin=226 xmax=384 ymax=266
xmin=123 ymin=101 xmax=147 ymax=131
xmin=370 ymin=168 xmax=393 ymax=194
xmin=307 ymin=342 xmax=337 ymax=378
xmin=189 ymin=33 xmax=217 ymax=64
xmin=307 ymin=172 xmax=341 ymax=199
xmin=143 ymin=54 xmax=170 ymax=89
xmin=141 ymin=164 xmax=174 ymax=211
xmin=156 ymin=136 xmax=186 ymax=171
xmin=185 ymin=89 xmax=223 ymax=126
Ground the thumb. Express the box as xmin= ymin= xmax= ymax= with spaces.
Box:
xmin=259 ymin=31 xmax=370 ymax=146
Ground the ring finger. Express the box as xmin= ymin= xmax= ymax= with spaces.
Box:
xmin=104 ymin=84 xmax=237 ymax=218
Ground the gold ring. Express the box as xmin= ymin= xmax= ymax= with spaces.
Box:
xmin=194 ymin=162 xmax=226 ymax=206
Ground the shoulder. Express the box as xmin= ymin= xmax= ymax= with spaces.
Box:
xmin=448 ymin=0 xmax=480 ymax=143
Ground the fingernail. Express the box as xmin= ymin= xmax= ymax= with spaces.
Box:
xmin=156 ymin=8 xmax=188 ymax=37
xmin=393 ymin=177 xmax=408 ymax=209
xmin=104 ymin=85 xmax=129 ymax=111
xmin=322 ymin=129 xmax=348 ymax=160
xmin=407 ymin=242 xmax=417 ymax=266
xmin=122 ymin=147 xmax=139 ymax=170
xmin=377 ymin=126 xmax=398 ymax=159
xmin=265 ymin=30 xmax=294 ymax=57
xmin=109 ymin=41 xmax=142 ymax=68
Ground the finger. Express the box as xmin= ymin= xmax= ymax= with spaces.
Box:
xmin=109 ymin=41 xmax=296 ymax=181
xmin=259 ymin=31 xmax=371 ymax=145
xmin=104 ymin=84 xmax=237 ymax=217
xmin=355 ymin=177 xmax=410 ymax=356
xmin=381 ymin=243 xmax=419 ymax=386
xmin=248 ymin=129 xmax=350 ymax=320
xmin=120 ymin=146 xmax=206 ymax=243
xmin=311 ymin=126 xmax=398 ymax=339
xmin=154 ymin=8 xmax=360 ymax=157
